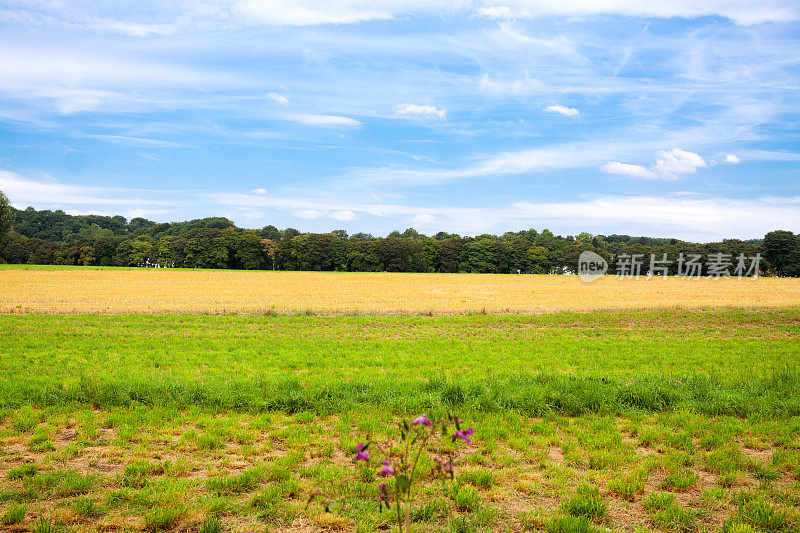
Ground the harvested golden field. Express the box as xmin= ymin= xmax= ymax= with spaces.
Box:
xmin=2 ymin=267 xmax=799 ymax=314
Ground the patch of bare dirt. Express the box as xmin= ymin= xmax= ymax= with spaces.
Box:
xmin=741 ymin=445 xmax=774 ymax=463
xmin=55 ymin=427 xmax=77 ymax=446
xmin=547 ymin=447 xmax=564 ymax=465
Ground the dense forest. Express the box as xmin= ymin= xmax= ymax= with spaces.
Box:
xmin=1 ymin=203 xmax=800 ymax=276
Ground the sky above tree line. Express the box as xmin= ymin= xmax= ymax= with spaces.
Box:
xmin=0 ymin=1 xmax=799 ymax=241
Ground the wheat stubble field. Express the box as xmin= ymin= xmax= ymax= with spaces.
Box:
xmin=2 ymin=266 xmax=800 ymax=314
xmin=1 ymin=266 xmax=799 ymax=533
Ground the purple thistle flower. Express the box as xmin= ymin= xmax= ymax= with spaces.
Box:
xmin=412 ymin=413 xmax=431 ymax=426
xmin=355 ymin=442 xmax=370 ymax=461
xmin=378 ymin=483 xmax=390 ymax=502
xmin=378 ymin=459 xmax=395 ymax=476
xmin=436 ymin=456 xmax=453 ymax=474
xmin=452 ymin=427 xmax=474 ymax=444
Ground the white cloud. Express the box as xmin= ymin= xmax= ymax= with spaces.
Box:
xmin=252 ymin=188 xmax=268 ymax=194
xmin=0 ymin=50 xmax=219 ymax=90
xmin=83 ymin=135 xmax=184 ymax=148
xmin=330 ymin=210 xmax=356 ymax=221
xmin=602 ymin=148 xmax=707 ymax=181
xmin=476 ymin=6 xmax=517 ymax=19
xmin=211 ymin=188 xmax=800 ymax=241
xmin=58 ymin=97 xmax=102 ymax=115
xmin=5 ymin=171 xmax=798 ymax=240
xmin=600 ymin=161 xmax=657 ymax=180
xmin=5 ymin=0 xmax=798 ymax=32
xmin=653 ymin=148 xmax=707 ymax=177
xmin=0 ymin=49 xmax=246 ymax=116
xmin=88 ymin=19 xmax=179 ymax=37
xmin=125 ymin=207 xmax=167 ymax=219
xmin=289 ymin=114 xmax=363 ymax=127
xmin=412 ymin=213 xmax=436 ymax=225
xmin=64 ymin=209 xmax=113 ymax=217
xmin=543 ymin=105 xmax=579 ymax=118
xmin=291 ymin=208 xmax=354 ymax=220
xmin=482 ymin=1 xmax=799 ymax=25
xmin=0 ymin=170 xmax=180 ymax=208
xmin=507 ymin=195 xmax=800 ymax=240
xmin=347 ymin=141 xmax=625 ymax=186
xmin=725 ymin=153 xmax=741 ymax=164
xmin=232 ymin=0 xmax=397 ymax=26
xmin=396 ymin=103 xmax=447 ymax=119
xmin=339 ymin=116 xmax=767 ymax=188
xmin=268 ymin=92 xmax=289 ymax=106
xmin=294 ymin=209 xmax=327 ymax=218
xmin=64 ymin=207 xmax=167 ymax=218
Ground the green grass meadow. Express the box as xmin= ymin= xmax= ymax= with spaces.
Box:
xmin=2 ymin=309 xmax=800 ymax=416
xmin=1 ymin=309 xmax=799 ymax=532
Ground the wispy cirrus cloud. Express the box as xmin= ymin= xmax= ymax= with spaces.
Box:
xmin=268 ymin=92 xmax=289 ymax=106
xmin=231 ymin=0 xmax=398 ymax=26
xmin=476 ymin=6 xmax=516 ymax=19
xmin=470 ymin=1 xmax=800 ymax=25
xmin=4 ymin=171 xmax=800 ymax=240
xmin=210 ymin=188 xmax=800 ymax=240
xmin=82 ymin=135 xmax=185 ymax=148
xmin=8 ymin=1 xmax=798 ymax=30
xmin=0 ymin=49 xmax=222 ymax=90
xmin=0 ymin=170 xmax=182 ymax=208
xmin=345 ymin=139 xmax=713 ymax=187
xmin=1 ymin=0 xmax=798 ymax=241
xmin=88 ymin=19 xmax=180 ymax=37
xmin=287 ymin=114 xmax=362 ymax=127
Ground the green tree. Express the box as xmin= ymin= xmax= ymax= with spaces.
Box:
xmin=376 ymin=237 xmax=410 ymax=271
xmin=261 ymin=238 xmax=280 ymax=270
xmin=346 ymin=239 xmax=379 ymax=271
xmin=422 ymin=238 xmax=442 ymax=272
xmin=0 ymin=190 xmax=14 ymax=249
xmin=465 ymin=236 xmax=499 ymax=273
xmin=260 ymin=225 xmax=282 ymax=241
xmin=130 ymin=237 xmax=155 ymax=265
xmin=234 ymin=232 xmax=264 ymax=270
xmin=112 ymin=240 xmax=135 ymax=266
xmin=185 ymin=235 xmax=228 ymax=268
xmin=33 ymin=242 xmax=59 ymax=264
xmin=506 ymin=237 xmax=531 ymax=273
xmin=301 ymin=234 xmax=335 ymax=271
xmin=157 ymin=236 xmax=187 ymax=267
xmin=94 ymin=235 xmax=122 ymax=266
xmin=79 ymin=246 xmax=97 ymax=266
xmin=762 ymin=230 xmax=800 ymax=276
xmin=526 ymin=246 xmax=550 ymax=274
xmin=331 ymin=234 xmax=347 ymax=271
xmin=2 ymin=236 xmax=37 ymax=264
xmin=439 ymin=238 xmax=462 ymax=272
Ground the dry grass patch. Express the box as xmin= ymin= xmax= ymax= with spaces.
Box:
xmin=2 ymin=407 xmax=796 ymax=532
xmin=2 ymin=269 xmax=800 ymax=314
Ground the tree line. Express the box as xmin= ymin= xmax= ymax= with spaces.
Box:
xmin=1 ymin=199 xmax=799 ymax=276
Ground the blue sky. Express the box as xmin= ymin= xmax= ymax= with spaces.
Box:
xmin=1 ymin=1 xmax=799 ymax=241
